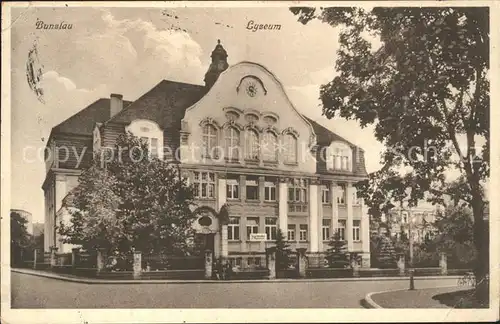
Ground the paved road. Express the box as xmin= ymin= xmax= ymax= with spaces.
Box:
xmin=11 ymin=272 xmax=459 ymax=308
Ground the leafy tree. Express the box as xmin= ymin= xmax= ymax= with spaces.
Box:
xmin=325 ymin=231 xmax=349 ymax=268
xmin=291 ymin=7 xmax=489 ymax=301
xmin=59 ymin=133 xmax=197 ymax=256
xmin=11 ymin=212 xmax=31 ymax=266
xmin=274 ymin=228 xmax=293 ymax=271
xmin=423 ymin=205 xmax=477 ymax=269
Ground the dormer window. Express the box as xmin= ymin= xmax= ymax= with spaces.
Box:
xmin=327 ymin=142 xmax=352 ymax=171
xmin=125 ymin=120 xmax=164 ymax=159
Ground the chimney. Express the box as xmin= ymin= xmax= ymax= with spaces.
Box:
xmin=110 ymin=93 xmax=123 ymax=117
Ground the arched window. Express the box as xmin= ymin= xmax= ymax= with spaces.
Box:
xmin=224 ymin=126 xmax=240 ymax=160
xmin=245 ymin=129 xmax=259 ymax=160
xmin=202 ymin=124 xmax=218 ymax=158
xmin=327 ymin=142 xmax=352 ymax=171
xmin=283 ymin=133 xmax=297 ymax=163
xmin=262 ymin=131 xmax=278 ymax=161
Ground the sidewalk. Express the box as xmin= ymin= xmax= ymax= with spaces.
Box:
xmin=12 ymin=268 xmax=463 ymax=285
xmin=365 ymin=286 xmax=471 ymax=308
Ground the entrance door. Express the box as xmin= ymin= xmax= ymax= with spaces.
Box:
xmin=194 ymin=233 xmax=215 ymax=254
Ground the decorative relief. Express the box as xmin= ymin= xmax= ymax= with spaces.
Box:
xmin=199 ymin=117 xmax=220 ymax=128
xmin=236 ymin=75 xmax=268 ymax=96
xmin=244 ymin=113 xmax=259 ymax=124
xmin=263 ymin=115 xmax=278 ymax=125
xmin=281 ymin=127 xmax=299 ymax=138
xmin=225 ymin=111 xmax=240 ymax=121
xmin=222 ymin=120 xmax=244 ymax=130
xmin=263 ymin=125 xmax=279 ymax=135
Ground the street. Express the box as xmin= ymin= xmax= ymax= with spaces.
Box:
xmin=11 ymin=272 xmax=459 ymax=308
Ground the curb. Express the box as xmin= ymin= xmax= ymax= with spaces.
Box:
xmin=12 ymin=268 xmax=464 ymax=285
xmin=363 ymin=285 xmax=460 ymax=309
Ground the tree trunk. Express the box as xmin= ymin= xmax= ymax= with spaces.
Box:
xmin=471 ymin=197 xmax=489 ymax=305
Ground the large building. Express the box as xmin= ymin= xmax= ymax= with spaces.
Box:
xmin=42 ymin=41 xmax=371 ymax=267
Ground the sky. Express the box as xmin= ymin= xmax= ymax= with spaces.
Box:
xmin=10 ymin=6 xmax=394 ymax=222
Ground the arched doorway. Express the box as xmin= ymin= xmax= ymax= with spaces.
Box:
xmin=192 ymin=207 xmax=219 ymax=254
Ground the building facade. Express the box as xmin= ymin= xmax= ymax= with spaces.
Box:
xmin=42 ymin=41 xmax=371 ymax=267
xmin=382 ymin=204 xmax=439 ymax=244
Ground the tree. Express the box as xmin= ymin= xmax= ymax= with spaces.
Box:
xmin=11 ymin=211 xmax=31 ymax=266
xmin=274 ymin=228 xmax=293 ymax=271
xmin=59 ymin=133 xmax=197 ymax=256
xmin=325 ymin=231 xmax=349 ymax=268
xmin=291 ymin=7 xmax=489 ymax=301
xmin=423 ymin=205 xmax=477 ymax=269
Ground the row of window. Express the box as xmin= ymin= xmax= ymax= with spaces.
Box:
xmin=192 ymin=172 xmax=362 ymax=205
xmin=227 ymin=217 xmax=361 ymax=242
xmin=202 ymin=124 xmax=298 ymax=163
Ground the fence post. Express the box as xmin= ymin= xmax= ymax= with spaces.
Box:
xmin=33 ymin=249 xmax=38 ymax=269
xmin=439 ymin=252 xmax=448 ymax=275
xmin=50 ymin=246 xmax=58 ymax=269
xmin=133 ymin=250 xmax=142 ymax=279
xmin=351 ymin=254 xmax=360 ymax=277
xmin=296 ymin=248 xmax=307 ymax=278
xmin=204 ymin=250 xmax=213 ymax=279
xmin=96 ymin=248 xmax=107 ymax=274
xmin=71 ymin=248 xmax=80 ymax=268
xmin=397 ymin=254 xmax=406 ymax=276
xmin=266 ymin=247 xmax=276 ymax=280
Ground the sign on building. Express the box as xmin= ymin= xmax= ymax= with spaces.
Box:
xmin=249 ymin=233 xmax=267 ymax=241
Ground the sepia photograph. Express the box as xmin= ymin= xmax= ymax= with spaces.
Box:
xmin=1 ymin=1 xmax=498 ymax=323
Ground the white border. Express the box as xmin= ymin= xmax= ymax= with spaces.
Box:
xmin=2 ymin=1 xmax=499 ymax=323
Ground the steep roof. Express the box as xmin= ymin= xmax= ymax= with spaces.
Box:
xmin=105 ymin=80 xmax=207 ymax=130
xmin=51 ymin=98 xmax=132 ymax=136
xmin=303 ymin=116 xmax=358 ymax=148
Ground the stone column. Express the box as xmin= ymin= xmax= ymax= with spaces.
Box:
xmin=71 ymin=248 xmax=79 ymax=268
xmin=266 ymin=247 xmax=277 ymax=279
xmin=218 ymin=174 xmax=228 ymax=258
xmin=331 ymin=182 xmax=339 ymax=237
xmin=440 ymin=252 xmax=448 ymax=275
xmin=33 ymin=249 xmax=38 ymax=269
xmin=361 ymin=197 xmax=371 ymax=268
xmin=50 ymin=246 xmax=58 ymax=268
xmin=309 ymin=180 xmax=319 ymax=252
xmin=278 ymin=177 xmax=288 ymax=235
xmin=397 ymin=254 xmax=406 ymax=276
xmin=133 ymin=251 xmax=142 ymax=279
xmin=317 ymin=182 xmax=324 ymax=252
xmin=96 ymin=248 xmax=107 ymax=273
xmin=346 ymin=183 xmax=354 ymax=252
xmin=205 ymin=250 xmax=213 ymax=279
xmin=296 ymin=248 xmax=307 ymax=278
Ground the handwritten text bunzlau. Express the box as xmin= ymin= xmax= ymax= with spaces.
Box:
xmin=246 ymin=20 xmax=281 ymax=32
xmin=36 ymin=19 xmax=72 ymax=30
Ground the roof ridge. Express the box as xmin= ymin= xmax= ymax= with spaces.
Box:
xmin=104 ymin=80 xmax=204 ymax=126
xmin=53 ymin=98 xmax=108 ymax=131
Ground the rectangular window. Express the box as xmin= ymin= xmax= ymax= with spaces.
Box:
xmin=226 ymin=178 xmax=239 ymax=200
xmin=287 ymin=224 xmax=296 ymax=241
xmin=353 ymin=220 xmax=361 ymax=242
xmin=299 ymin=224 xmax=308 ymax=241
xmin=246 ymin=217 xmax=259 ymax=239
xmin=321 ymin=184 xmax=330 ymax=204
xmin=337 ymin=183 xmax=346 ymax=205
xmin=193 ymin=172 xmax=215 ymax=199
xmin=352 ymin=188 xmax=361 ymax=205
xmin=229 ymin=257 xmax=242 ymax=267
xmin=247 ymin=257 xmax=261 ymax=267
xmin=246 ymin=178 xmax=259 ymax=201
xmin=265 ymin=217 xmax=277 ymax=241
xmin=228 ymin=217 xmax=240 ymax=241
xmin=337 ymin=220 xmax=346 ymax=241
xmin=264 ymin=181 xmax=276 ymax=202
xmin=322 ymin=219 xmax=331 ymax=241
xmin=288 ymin=178 xmax=308 ymax=203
